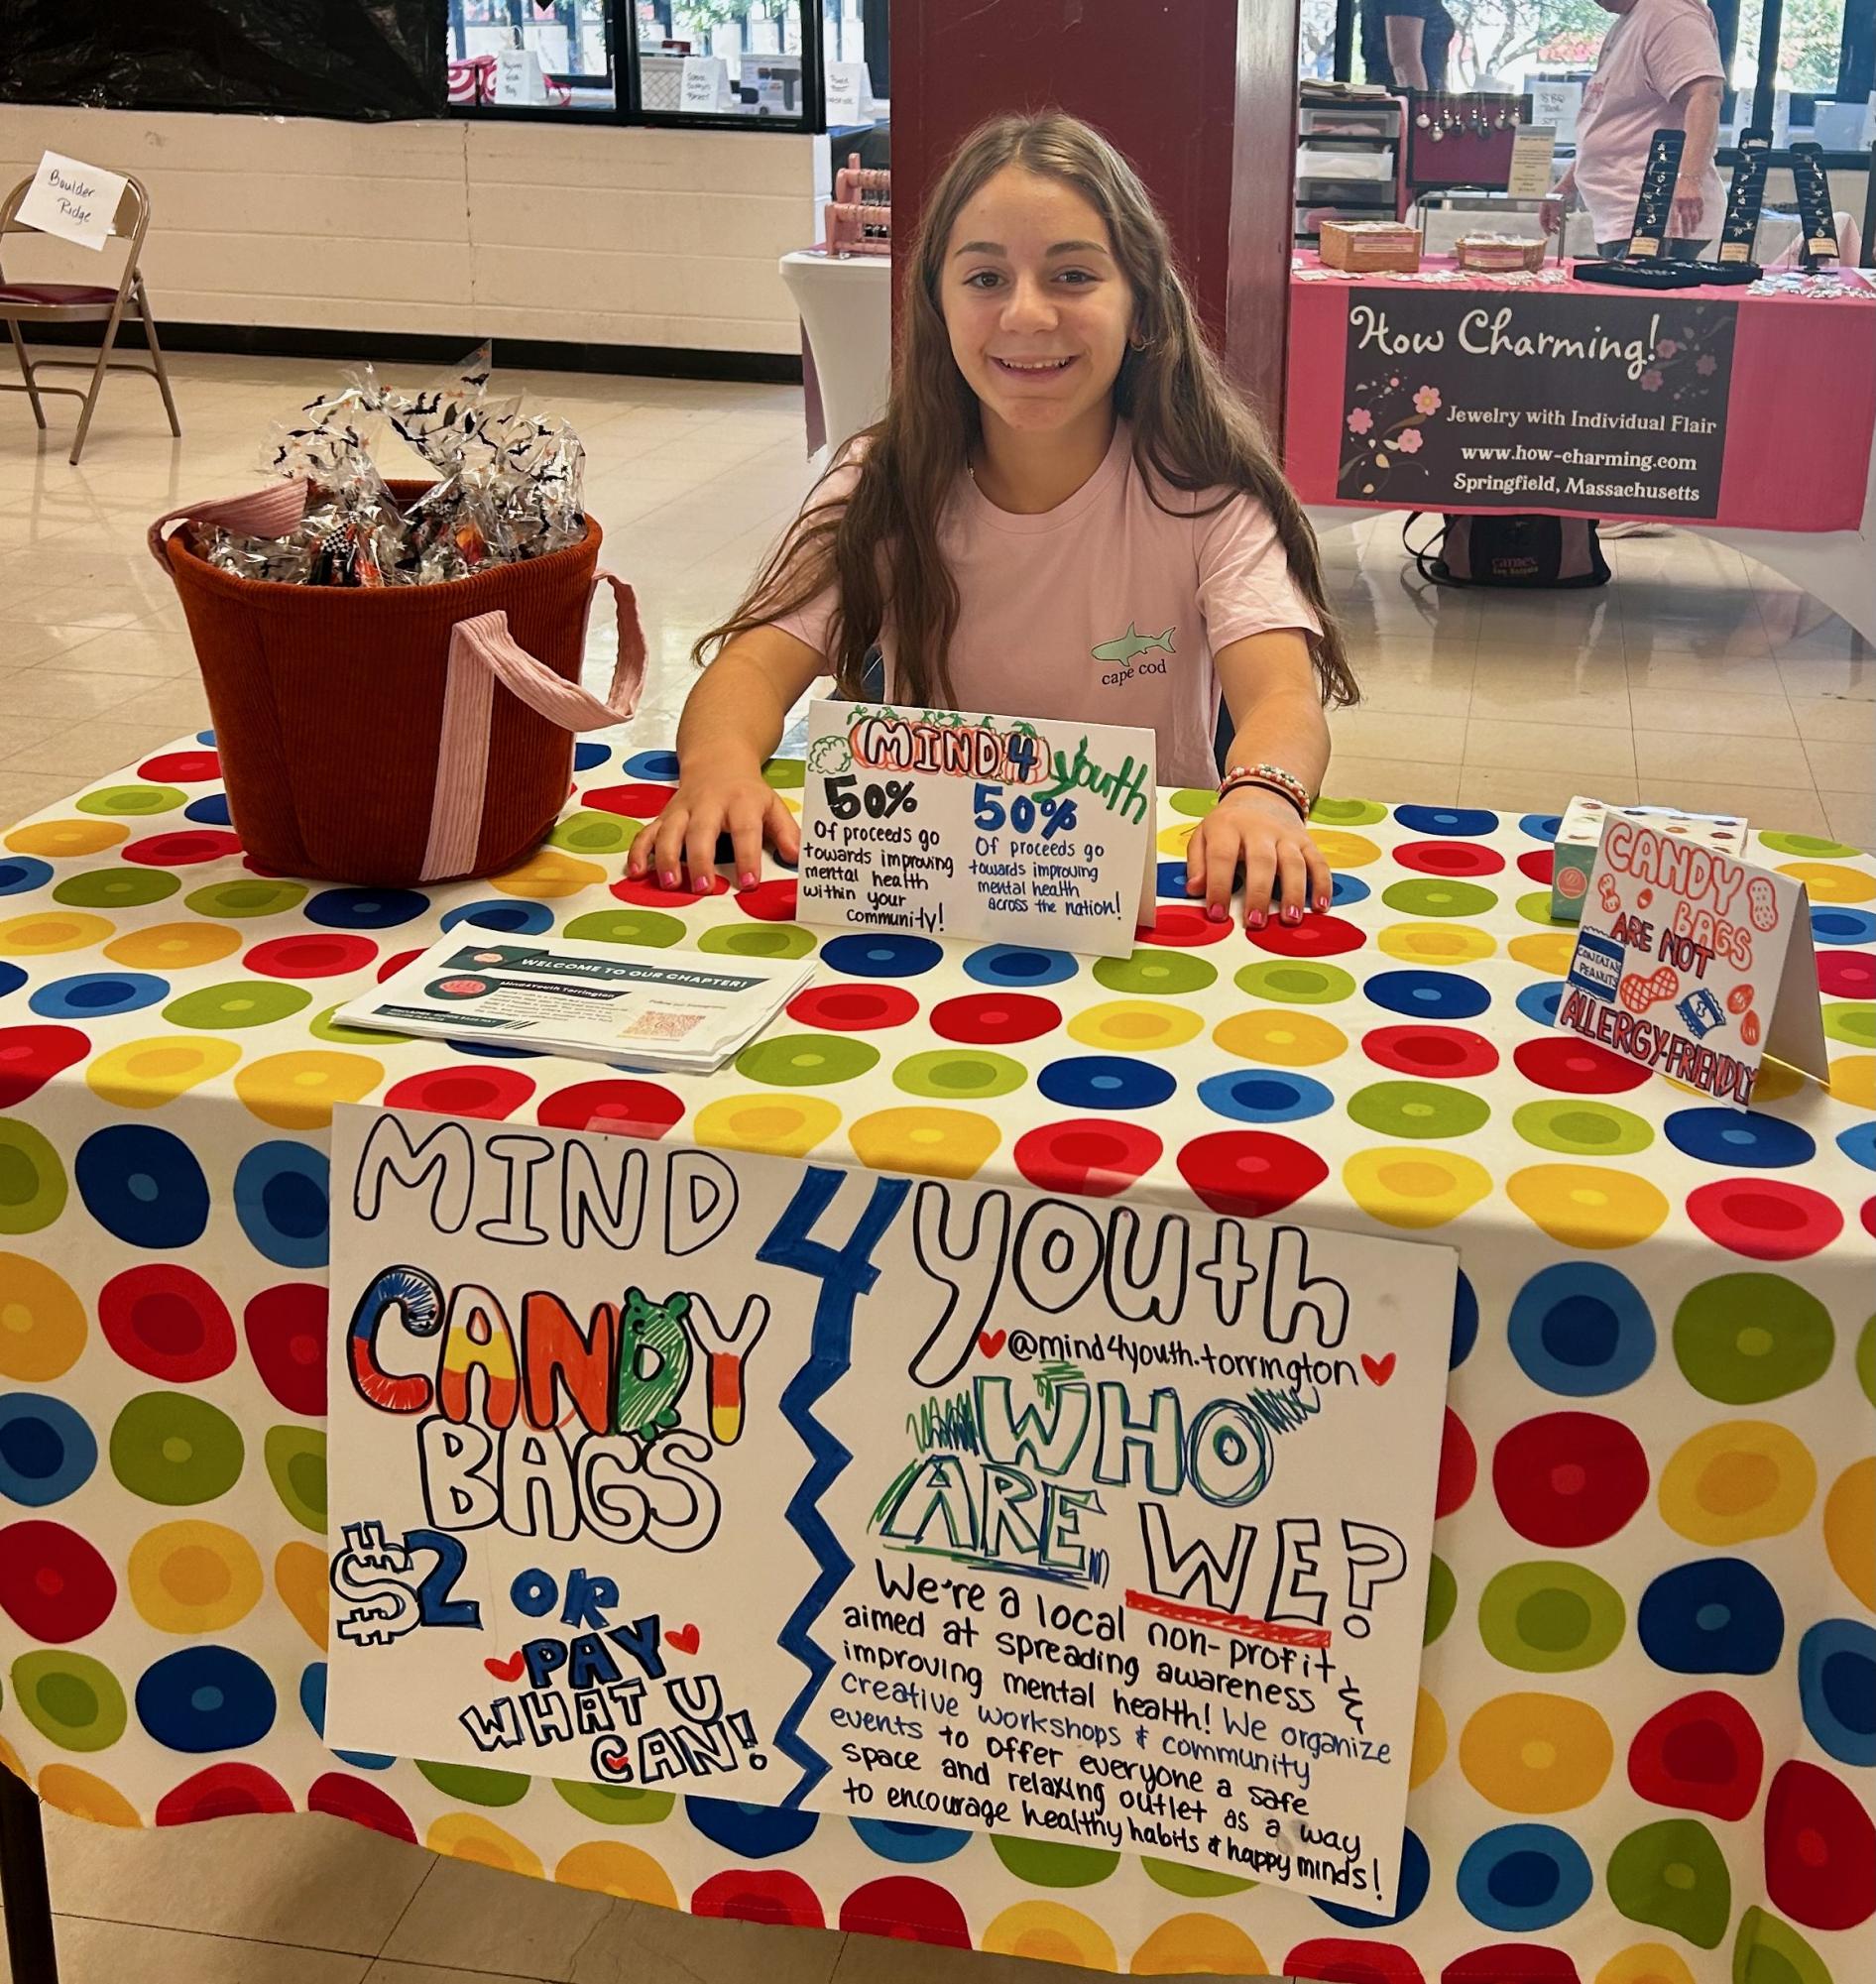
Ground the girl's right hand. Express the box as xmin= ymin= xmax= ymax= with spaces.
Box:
xmin=626 ymin=760 xmax=802 ymax=893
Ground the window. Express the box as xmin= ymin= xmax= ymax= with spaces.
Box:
xmin=1299 ymin=0 xmax=1341 ymax=80
xmin=449 ymin=2 xmax=618 ymax=108
xmin=1319 ymin=1 xmax=1872 ymax=144
xmin=822 ymin=0 xmax=872 ymax=65
xmin=629 ymin=2 xmax=815 ymax=119
xmin=1442 ymin=2 xmax=1614 ymax=92
xmin=1776 ymin=0 xmax=1862 ymax=94
xmin=446 ymin=0 xmax=829 ymax=127
xmin=1324 ymin=0 xmax=1614 ymax=91
xmin=1734 ymin=0 xmax=1873 ymax=142
xmin=1839 ymin=0 xmax=1876 ymax=101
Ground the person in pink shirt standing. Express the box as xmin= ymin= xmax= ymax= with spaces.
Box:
xmin=1540 ymin=0 xmax=1726 ymax=257
xmin=627 ymin=112 xmax=1355 ymax=932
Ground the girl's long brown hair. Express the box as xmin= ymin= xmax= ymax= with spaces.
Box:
xmin=695 ymin=111 xmax=1356 ymax=711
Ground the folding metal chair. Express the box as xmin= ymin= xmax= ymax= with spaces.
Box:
xmin=0 ymin=172 xmax=181 ymax=464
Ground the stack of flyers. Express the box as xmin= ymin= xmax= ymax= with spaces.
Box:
xmin=334 ymin=934 xmax=817 ymax=1075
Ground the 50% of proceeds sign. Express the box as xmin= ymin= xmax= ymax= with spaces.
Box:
xmin=797 ymin=701 xmax=1156 ymax=959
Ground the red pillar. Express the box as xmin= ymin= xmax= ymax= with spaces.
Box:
xmin=889 ymin=0 xmax=1299 ymax=431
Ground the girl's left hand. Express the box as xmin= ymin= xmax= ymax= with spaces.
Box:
xmin=1185 ymin=785 xmax=1333 ymax=930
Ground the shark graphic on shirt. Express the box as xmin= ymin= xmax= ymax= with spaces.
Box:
xmin=1091 ymin=623 xmax=1176 ymax=666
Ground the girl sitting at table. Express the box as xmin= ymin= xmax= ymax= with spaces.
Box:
xmin=627 ymin=111 xmax=1356 ymax=930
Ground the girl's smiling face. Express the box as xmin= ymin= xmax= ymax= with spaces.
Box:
xmin=941 ymin=166 xmax=1135 ymax=438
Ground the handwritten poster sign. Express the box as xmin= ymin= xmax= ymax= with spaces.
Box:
xmin=17 ymin=151 xmax=127 ymax=252
xmin=1338 ymin=290 xmax=1738 ymax=518
xmin=493 ymin=47 xmax=548 ymax=104
xmin=825 ymin=59 xmax=870 ymax=125
xmin=797 ymin=701 xmax=1155 ymax=959
xmin=326 ymin=1107 xmax=1455 ymax=1910
xmin=1529 ymin=81 xmax=1583 ymax=145
xmin=680 ymin=56 xmax=728 ymax=113
xmin=1557 ymin=817 xmax=1828 ymax=1103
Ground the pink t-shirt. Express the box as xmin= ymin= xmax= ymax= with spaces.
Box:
xmin=772 ymin=421 xmax=1321 ymax=790
xmin=1575 ymin=0 xmax=1725 ymax=247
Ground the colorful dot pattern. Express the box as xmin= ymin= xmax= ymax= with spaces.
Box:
xmin=0 ymin=741 xmax=1871 ymax=1980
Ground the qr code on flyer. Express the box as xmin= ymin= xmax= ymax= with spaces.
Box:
xmin=618 ymin=1004 xmax=708 ymax=1041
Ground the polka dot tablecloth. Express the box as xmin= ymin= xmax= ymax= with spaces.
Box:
xmin=2 ymin=738 xmax=1873 ymax=1984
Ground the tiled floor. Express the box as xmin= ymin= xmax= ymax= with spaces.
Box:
xmin=0 ymin=353 xmax=1871 ymax=1984
xmin=1318 ymin=527 xmax=1873 ymax=841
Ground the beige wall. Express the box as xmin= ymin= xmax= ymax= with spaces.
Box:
xmin=0 ymin=105 xmax=830 ymax=355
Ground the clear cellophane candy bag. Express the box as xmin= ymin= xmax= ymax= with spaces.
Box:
xmin=198 ymin=344 xmax=586 ymax=586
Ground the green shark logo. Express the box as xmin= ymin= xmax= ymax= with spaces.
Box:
xmin=1092 ymin=623 xmax=1176 ymax=666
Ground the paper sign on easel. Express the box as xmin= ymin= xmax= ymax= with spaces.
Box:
xmin=16 ymin=152 xmax=128 ymax=252
xmin=1507 ymin=125 xmax=1558 ymax=200
xmin=680 ymin=57 xmax=729 ymax=113
xmin=797 ymin=701 xmax=1156 ymax=959
xmin=1556 ymin=817 xmax=1828 ymax=1107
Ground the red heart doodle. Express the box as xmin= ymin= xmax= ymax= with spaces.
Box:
xmin=484 ymin=1651 xmax=526 ymax=1683
xmin=978 ymin=1329 xmax=1006 ymax=1358
xmin=1361 ymin=1352 xmax=1396 ymax=1386
xmin=599 ymin=1748 xmax=632 ymax=1775
xmin=665 ymin=1623 xmax=701 ymax=1656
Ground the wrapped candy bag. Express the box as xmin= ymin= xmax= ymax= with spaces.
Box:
xmin=200 ymin=526 xmax=313 ymax=586
xmin=200 ymin=345 xmax=585 ymax=587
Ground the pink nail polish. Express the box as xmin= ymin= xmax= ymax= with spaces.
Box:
xmin=1315 ymin=893 xmax=1331 ymax=913
xmin=661 ymin=870 xmax=678 ymax=888
xmin=1282 ymin=905 xmax=1303 ymax=926
xmin=739 ymin=871 xmax=758 ymax=889
xmin=695 ymin=875 xmax=711 ymax=893
xmin=1206 ymin=904 xmax=1228 ymax=923
xmin=1246 ymin=911 xmax=1267 ymax=930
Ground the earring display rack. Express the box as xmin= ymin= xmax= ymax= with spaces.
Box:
xmin=1402 ymin=92 xmax=1534 ymax=194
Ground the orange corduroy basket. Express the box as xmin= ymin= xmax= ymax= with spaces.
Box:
xmin=149 ymin=479 xmax=645 ymax=887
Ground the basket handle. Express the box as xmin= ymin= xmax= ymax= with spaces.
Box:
xmin=421 ymin=573 xmax=646 ymax=882
xmin=147 ymin=482 xmax=311 ymax=569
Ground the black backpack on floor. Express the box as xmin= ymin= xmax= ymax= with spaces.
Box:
xmin=1406 ymin=512 xmax=1611 ymax=589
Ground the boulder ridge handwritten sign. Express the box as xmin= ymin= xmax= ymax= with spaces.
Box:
xmin=796 ymin=701 xmax=1156 ymax=959
xmin=17 ymin=151 xmax=128 ymax=252
xmin=1556 ymin=816 xmax=1828 ymax=1104
xmin=325 ymin=1106 xmax=1456 ymax=1911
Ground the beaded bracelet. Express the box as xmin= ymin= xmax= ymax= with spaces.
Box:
xmin=1219 ymin=776 xmax=1308 ymax=823
xmin=1220 ymin=761 xmax=1311 ymax=820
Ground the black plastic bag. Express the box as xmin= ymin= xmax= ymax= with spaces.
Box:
xmin=0 ymin=2 xmax=440 ymax=123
